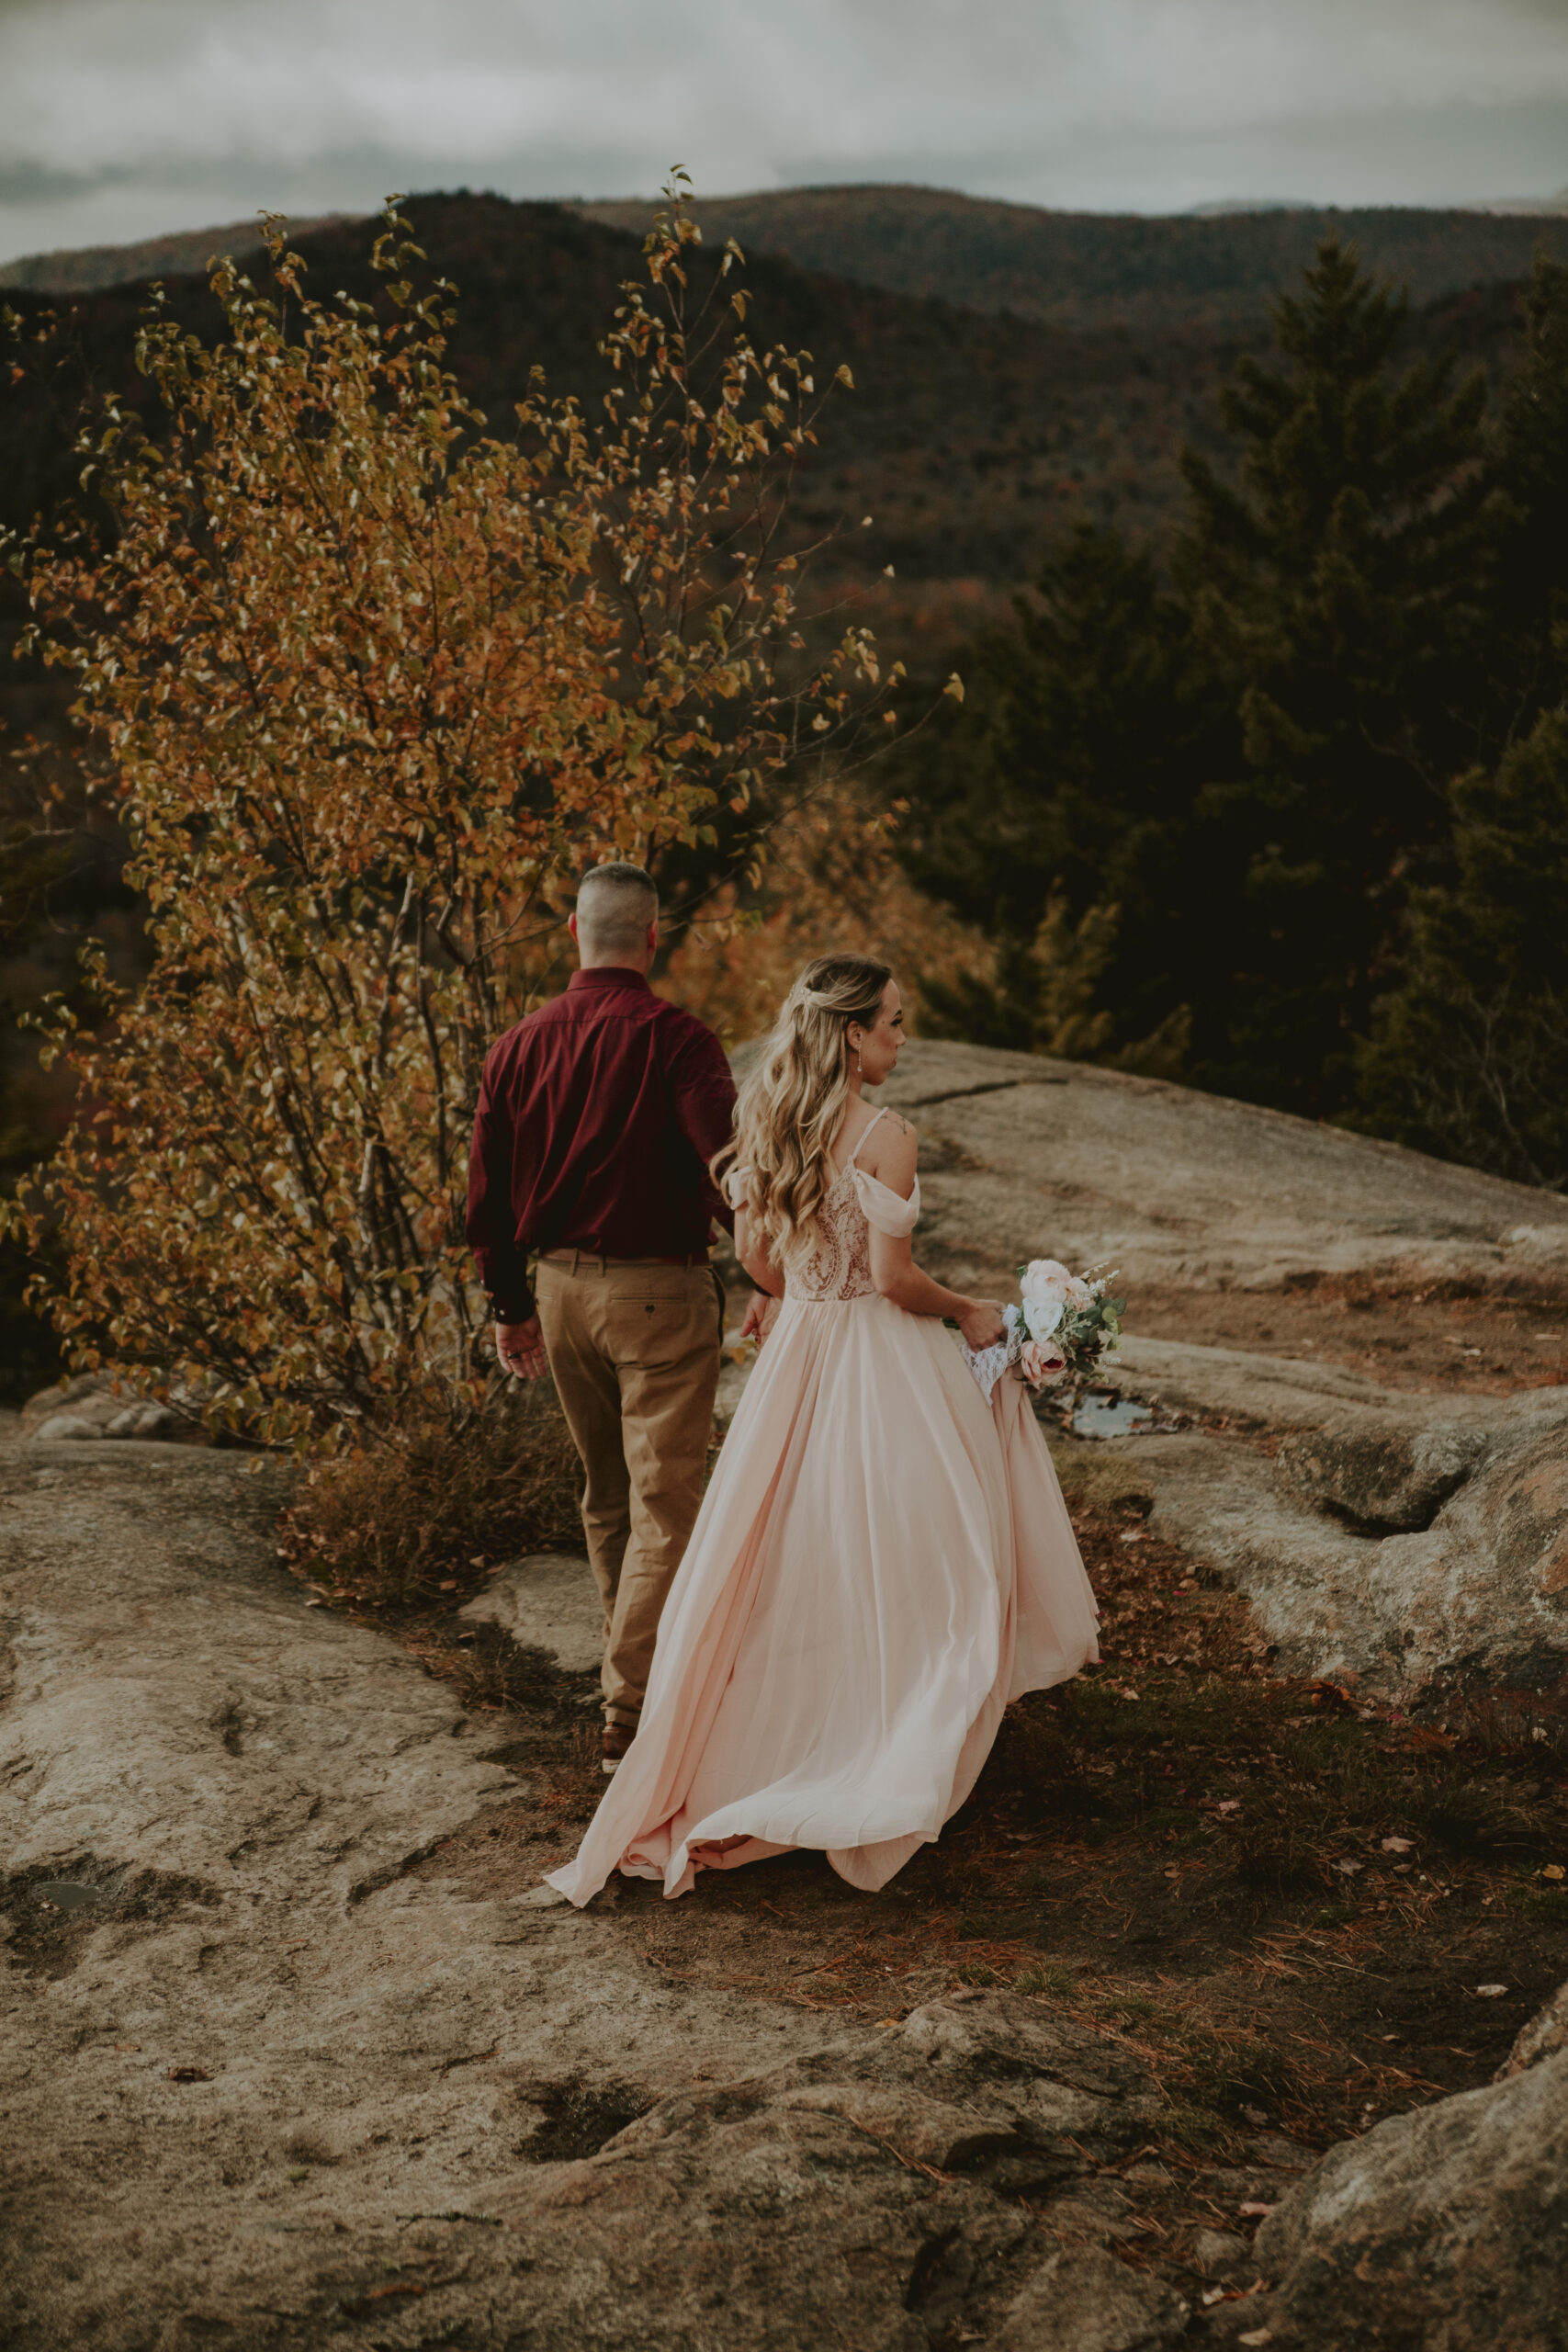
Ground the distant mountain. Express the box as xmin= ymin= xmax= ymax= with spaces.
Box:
xmin=580 ymin=183 xmax=1568 ymax=332
xmin=1486 ymin=186 xmax=1568 ymax=217
xmin=1183 ymin=199 xmax=1318 ymax=217
xmin=0 ymin=215 xmax=351 ymax=296
xmin=9 ymin=185 xmax=1563 ymax=325
xmin=0 ymin=191 xmax=1543 ymax=675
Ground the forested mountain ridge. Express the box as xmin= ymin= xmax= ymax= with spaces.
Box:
xmin=0 ymin=190 xmax=1544 ymax=680
xmin=0 ymin=214 xmax=352 ymax=296
xmin=6 ymin=180 xmax=1563 ymax=333
xmin=581 ymin=183 xmax=1568 ymax=332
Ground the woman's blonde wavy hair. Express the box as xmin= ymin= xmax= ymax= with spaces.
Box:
xmin=714 ymin=954 xmax=893 ymax=1269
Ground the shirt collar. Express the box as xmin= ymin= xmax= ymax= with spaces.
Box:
xmin=567 ymin=966 xmax=652 ymax=993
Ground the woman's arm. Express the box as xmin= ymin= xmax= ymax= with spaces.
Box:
xmin=863 ymin=1118 xmax=1006 ymax=1351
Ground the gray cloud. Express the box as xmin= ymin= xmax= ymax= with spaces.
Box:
xmin=1 ymin=0 xmax=1564 ymax=265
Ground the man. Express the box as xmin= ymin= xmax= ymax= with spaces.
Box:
xmin=466 ymin=862 xmax=737 ymax=1775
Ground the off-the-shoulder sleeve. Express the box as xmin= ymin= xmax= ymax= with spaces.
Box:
xmin=852 ymin=1165 xmax=920 ymax=1237
xmin=723 ymin=1164 xmax=752 ymax=1212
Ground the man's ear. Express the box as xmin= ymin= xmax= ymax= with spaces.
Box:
xmin=568 ymin=912 xmax=580 ymax=944
xmin=647 ymin=921 xmax=660 ymax=952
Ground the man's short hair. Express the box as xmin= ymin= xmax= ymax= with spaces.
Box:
xmin=576 ymin=861 xmax=659 ymax=956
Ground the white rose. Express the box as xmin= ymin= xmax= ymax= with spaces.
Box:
xmin=1020 ymin=1260 xmax=1076 ymax=1330
xmin=1022 ymin=1294 xmax=1063 ymax=1341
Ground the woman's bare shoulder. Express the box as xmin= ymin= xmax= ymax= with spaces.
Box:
xmin=862 ymin=1108 xmax=918 ymax=1183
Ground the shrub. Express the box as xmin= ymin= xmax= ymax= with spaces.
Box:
xmin=278 ymin=1377 xmax=581 ymax=1612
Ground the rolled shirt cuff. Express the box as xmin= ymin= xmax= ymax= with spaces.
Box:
xmin=485 ymin=1283 xmax=536 ymax=1325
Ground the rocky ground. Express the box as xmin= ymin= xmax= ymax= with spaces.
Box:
xmin=6 ymin=1042 xmax=1568 ymax=2346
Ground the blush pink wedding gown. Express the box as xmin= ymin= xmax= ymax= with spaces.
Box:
xmin=546 ymin=1110 xmax=1100 ymax=1905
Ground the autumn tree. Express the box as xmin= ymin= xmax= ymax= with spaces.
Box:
xmin=4 ymin=189 xmax=890 ymax=1446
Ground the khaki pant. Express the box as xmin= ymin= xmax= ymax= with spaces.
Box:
xmin=535 ymin=1255 xmax=724 ymax=1729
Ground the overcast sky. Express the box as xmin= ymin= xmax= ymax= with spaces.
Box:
xmin=2 ymin=0 xmax=1565 ymax=266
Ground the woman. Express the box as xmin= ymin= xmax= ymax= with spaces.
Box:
xmin=545 ymin=955 xmax=1099 ymax=1905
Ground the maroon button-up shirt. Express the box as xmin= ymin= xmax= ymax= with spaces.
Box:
xmin=466 ymin=967 xmax=738 ymax=1322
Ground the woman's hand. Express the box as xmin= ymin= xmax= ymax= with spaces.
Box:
xmin=956 ymin=1297 xmax=1007 ymax=1351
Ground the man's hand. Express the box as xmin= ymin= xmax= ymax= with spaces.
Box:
xmin=740 ymin=1291 xmax=780 ymax=1349
xmin=495 ymin=1316 xmax=548 ymax=1381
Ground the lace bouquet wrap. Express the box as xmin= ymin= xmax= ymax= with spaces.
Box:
xmin=963 ymin=1259 xmax=1125 ymax=1403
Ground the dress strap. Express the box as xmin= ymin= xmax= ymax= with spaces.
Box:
xmin=847 ymin=1106 xmax=890 ymax=1168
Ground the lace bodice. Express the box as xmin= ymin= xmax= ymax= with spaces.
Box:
xmin=792 ymin=1160 xmax=879 ymax=1301
xmin=728 ymin=1108 xmax=921 ymax=1305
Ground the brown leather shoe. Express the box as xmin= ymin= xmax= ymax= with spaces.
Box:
xmin=602 ymin=1723 xmax=635 ymax=1775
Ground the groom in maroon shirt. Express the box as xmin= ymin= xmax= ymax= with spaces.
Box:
xmin=466 ymin=863 xmax=737 ymax=1773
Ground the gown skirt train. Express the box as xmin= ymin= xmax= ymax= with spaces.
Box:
xmin=547 ymin=1150 xmax=1100 ymax=1905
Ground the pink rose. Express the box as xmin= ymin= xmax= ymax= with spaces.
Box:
xmin=1020 ymin=1339 xmax=1067 ymax=1389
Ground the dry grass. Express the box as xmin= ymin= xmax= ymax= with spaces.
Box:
xmin=277 ymin=1378 xmax=582 ymax=1614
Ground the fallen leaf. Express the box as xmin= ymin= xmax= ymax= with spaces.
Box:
xmin=1380 ymin=1837 xmax=1413 ymax=1854
xmin=1334 ymin=1860 xmax=1364 ymax=1876
xmin=1474 ymin=1984 xmax=1510 ymax=1999
xmin=1541 ymin=1864 xmax=1564 ymax=1882
xmin=1238 ymin=2201 xmax=1277 ymax=2218
xmin=1238 ymin=2332 xmax=1274 ymax=2347
xmin=1215 ymin=1799 xmax=1242 ymax=1816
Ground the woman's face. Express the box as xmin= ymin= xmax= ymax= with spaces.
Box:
xmin=852 ymin=979 xmax=905 ymax=1087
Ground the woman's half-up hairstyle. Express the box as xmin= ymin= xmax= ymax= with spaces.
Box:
xmin=714 ymin=954 xmax=893 ymax=1269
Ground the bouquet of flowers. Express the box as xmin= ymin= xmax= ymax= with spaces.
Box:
xmin=961 ymin=1258 xmax=1125 ymax=1403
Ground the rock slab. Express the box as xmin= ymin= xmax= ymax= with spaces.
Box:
xmin=1090 ymin=1338 xmax=1568 ymax=1699
xmin=0 ymin=1441 xmax=1203 ymax=2352
xmin=1243 ymin=2030 xmax=1568 ymax=2349
xmin=870 ymin=1038 xmax=1568 ymax=1294
xmin=459 ymin=1549 xmax=604 ymax=1674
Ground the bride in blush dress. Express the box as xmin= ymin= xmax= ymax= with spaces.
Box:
xmin=545 ymin=954 xmax=1099 ymax=1905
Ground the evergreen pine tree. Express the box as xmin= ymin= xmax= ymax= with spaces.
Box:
xmin=1179 ymin=238 xmax=1499 ymax=1115
xmin=1487 ymin=253 xmax=1568 ymax=745
xmin=896 ymin=523 xmax=1229 ymax=1058
xmin=1357 ymin=668 xmax=1568 ymax=1191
